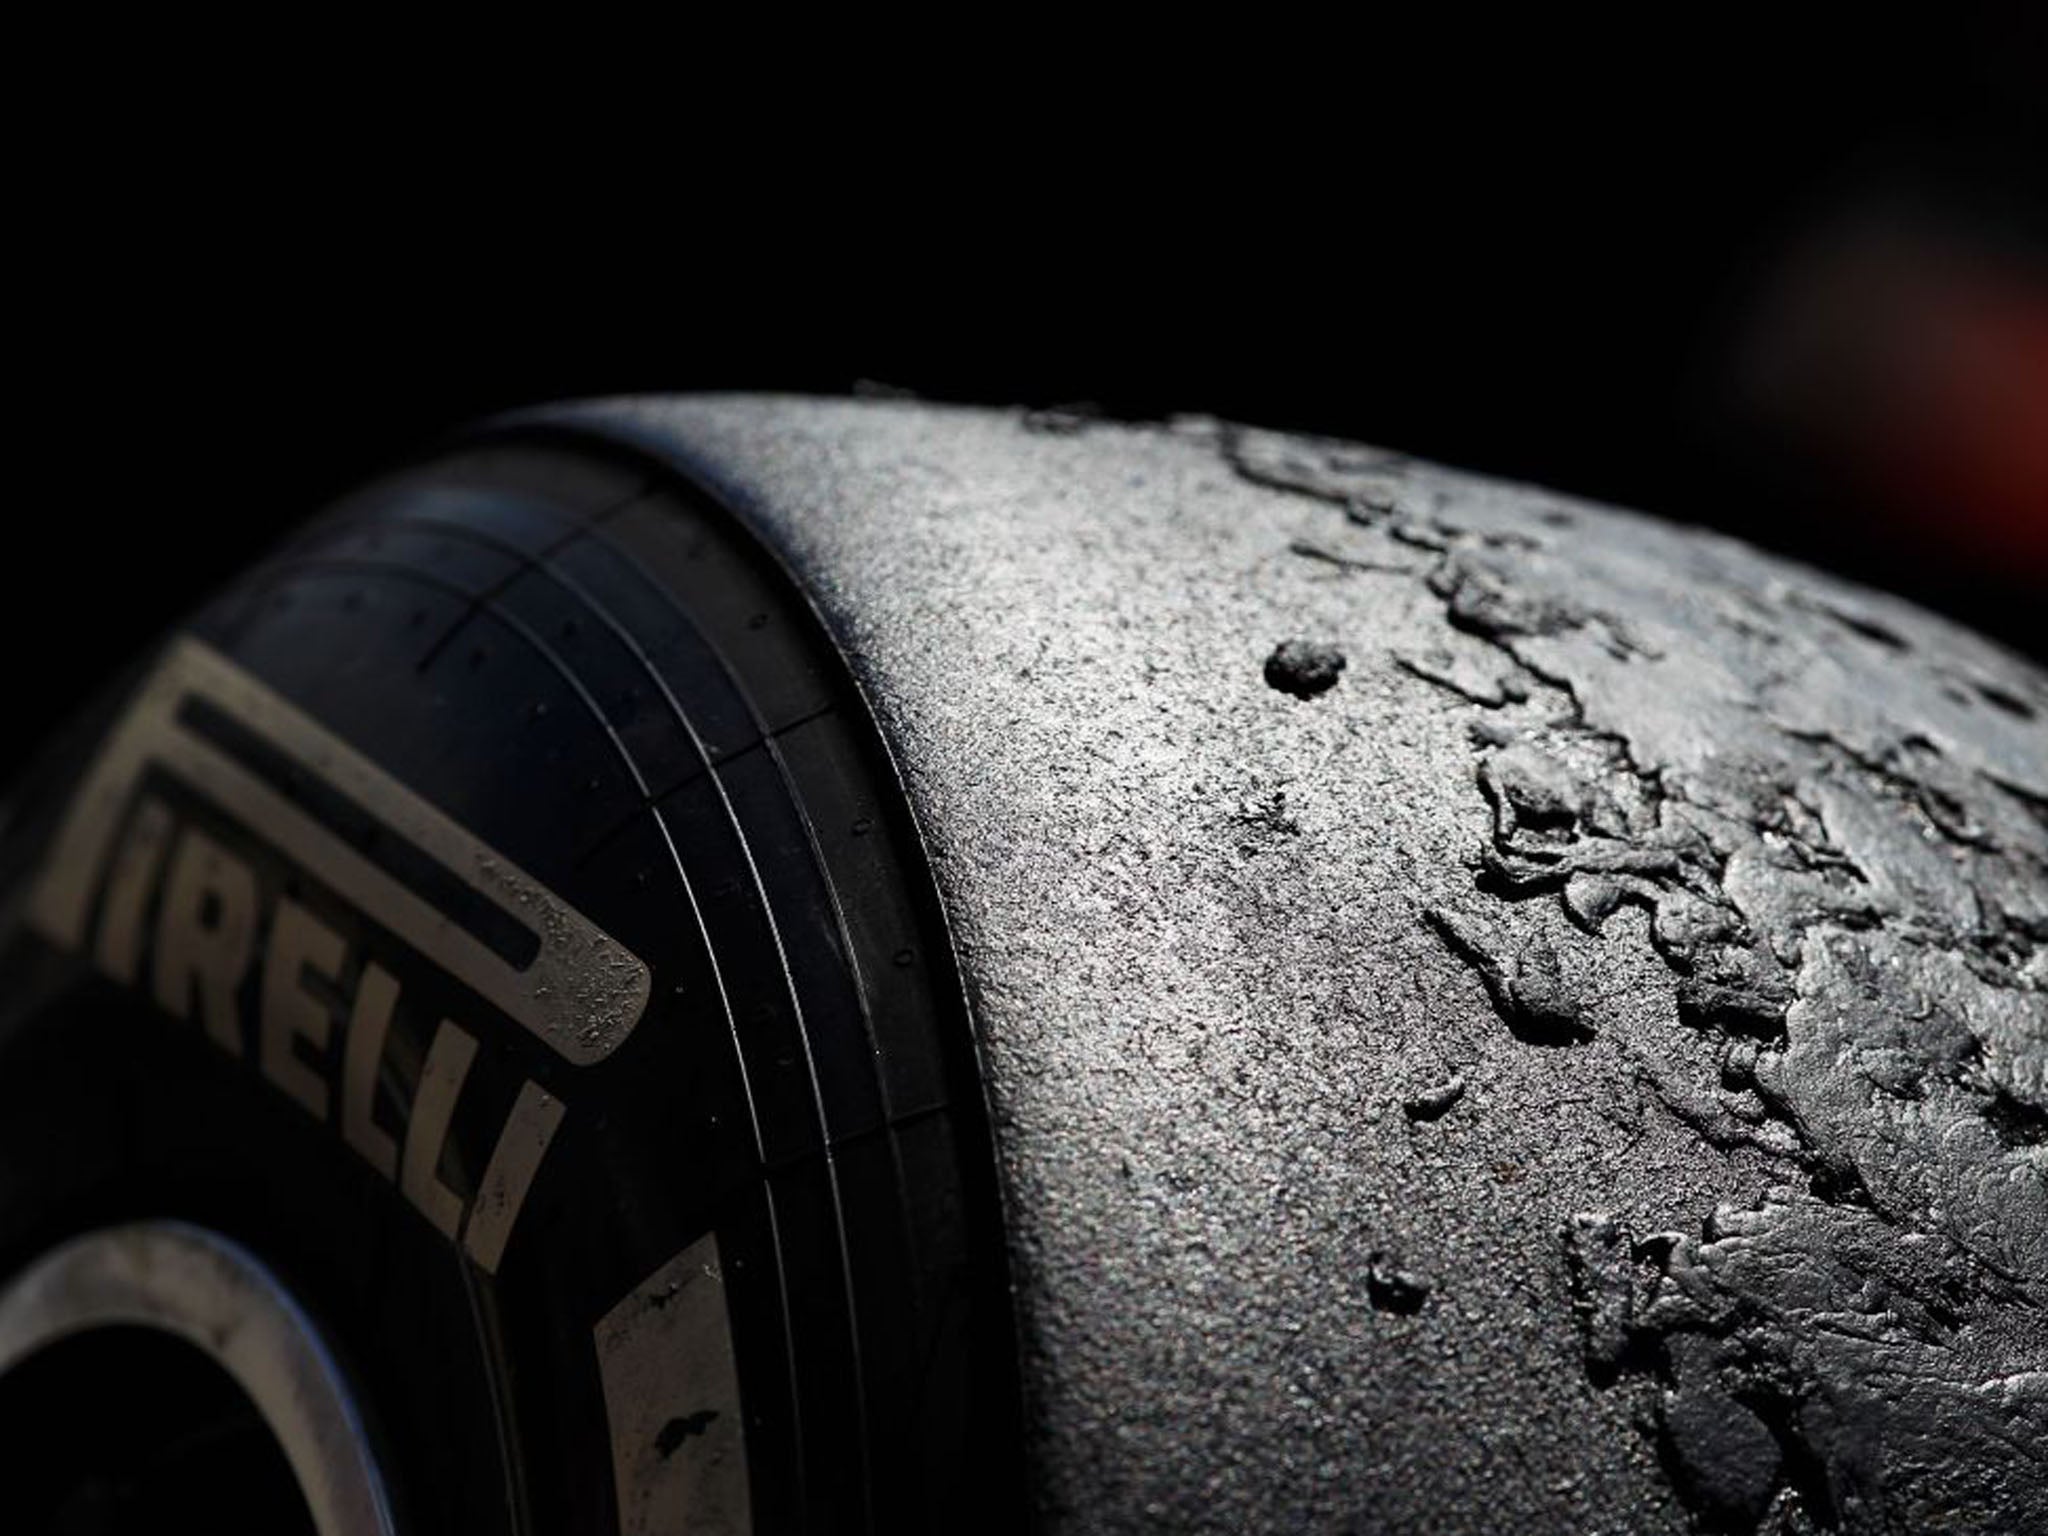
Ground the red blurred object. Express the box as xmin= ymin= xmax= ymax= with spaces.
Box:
xmin=1739 ymin=208 xmax=2048 ymax=577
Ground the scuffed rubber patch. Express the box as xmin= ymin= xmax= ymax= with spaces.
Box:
xmin=1232 ymin=421 xmax=2048 ymax=1532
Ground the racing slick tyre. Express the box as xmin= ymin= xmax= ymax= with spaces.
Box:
xmin=0 ymin=396 xmax=2042 ymax=1535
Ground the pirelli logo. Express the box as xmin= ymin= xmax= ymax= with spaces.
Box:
xmin=27 ymin=637 xmax=655 ymax=1272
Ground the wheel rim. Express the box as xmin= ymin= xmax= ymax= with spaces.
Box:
xmin=0 ymin=1220 xmax=395 ymax=1536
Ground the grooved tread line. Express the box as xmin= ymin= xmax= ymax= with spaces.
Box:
xmin=216 ymin=460 xmax=968 ymax=1531
xmin=203 ymin=538 xmax=836 ymax=1517
xmin=292 ymin=485 xmax=921 ymax=1530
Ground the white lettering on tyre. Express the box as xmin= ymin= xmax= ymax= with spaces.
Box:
xmin=29 ymin=636 xmax=651 ymax=1065
xmin=595 ymin=1233 xmax=752 ymax=1536
xmin=21 ymin=637 xmax=633 ymax=1272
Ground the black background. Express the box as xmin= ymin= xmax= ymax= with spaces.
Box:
xmin=13 ymin=15 xmax=2044 ymax=782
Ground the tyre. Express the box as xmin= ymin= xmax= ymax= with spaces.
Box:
xmin=1 ymin=398 xmax=2043 ymax=1534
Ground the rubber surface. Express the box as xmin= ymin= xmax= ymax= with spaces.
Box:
xmin=3 ymin=396 xmax=2043 ymax=1534
xmin=523 ymin=398 xmax=2048 ymax=1535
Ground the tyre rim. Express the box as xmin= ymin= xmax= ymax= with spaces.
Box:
xmin=0 ymin=1219 xmax=396 ymax=1536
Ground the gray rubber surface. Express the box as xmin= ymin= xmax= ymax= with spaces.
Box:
xmin=527 ymin=398 xmax=2048 ymax=1535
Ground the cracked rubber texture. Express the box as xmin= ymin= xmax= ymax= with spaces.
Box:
xmin=526 ymin=398 xmax=2048 ymax=1536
